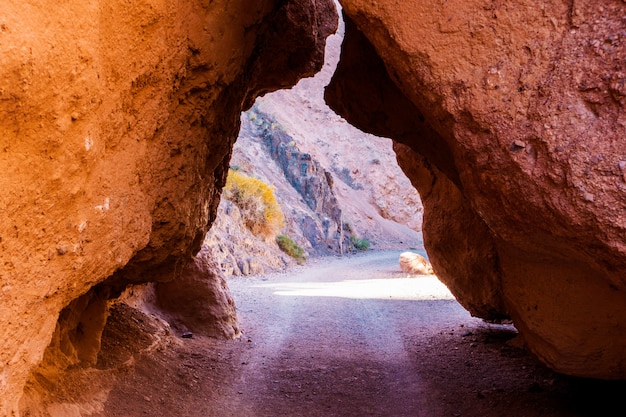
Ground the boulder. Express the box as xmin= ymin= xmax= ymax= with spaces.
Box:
xmin=155 ymin=246 xmax=239 ymax=339
xmin=399 ymin=252 xmax=434 ymax=276
xmin=327 ymin=0 xmax=626 ymax=378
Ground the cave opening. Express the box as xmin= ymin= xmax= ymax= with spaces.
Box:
xmin=26 ymin=1 xmax=520 ymax=412
xmin=206 ymin=12 xmax=428 ymax=283
xmin=10 ymin=0 xmax=626 ymax=415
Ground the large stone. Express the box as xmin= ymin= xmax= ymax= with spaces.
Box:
xmin=327 ymin=1 xmax=626 ymax=378
xmin=0 ymin=0 xmax=337 ymax=414
xmin=155 ymin=246 xmax=239 ymax=339
xmin=399 ymin=251 xmax=434 ymax=276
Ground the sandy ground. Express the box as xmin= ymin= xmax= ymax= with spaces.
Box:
xmin=91 ymin=250 xmax=625 ymax=417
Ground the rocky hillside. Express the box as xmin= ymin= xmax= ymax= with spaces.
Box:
xmin=205 ymin=17 xmax=424 ymax=276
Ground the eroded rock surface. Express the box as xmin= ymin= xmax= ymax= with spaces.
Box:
xmin=154 ymin=245 xmax=239 ymax=339
xmin=0 ymin=0 xmax=337 ymax=414
xmin=327 ymin=1 xmax=626 ymax=378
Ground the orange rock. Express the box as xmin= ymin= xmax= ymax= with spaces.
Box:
xmin=0 ymin=0 xmax=337 ymax=413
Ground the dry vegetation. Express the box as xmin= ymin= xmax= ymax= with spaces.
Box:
xmin=222 ymin=168 xmax=284 ymax=239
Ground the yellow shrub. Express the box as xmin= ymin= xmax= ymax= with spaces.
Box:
xmin=223 ymin=169 xmax=284 ymax=238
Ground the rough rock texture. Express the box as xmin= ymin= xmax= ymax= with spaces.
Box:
xmin=398 ymin=251 xmax=434 ymax=276
xmin=327 ymin=1 xmax=626 ymax=378
xmin=154 ymin=246 xmax=239 ymax=339
xmin=205 ymin=199 xmax=296 ymax=277
xmin=0 ymin=0 xmax=337 ymax=414
xmin=252 ymin=108 xmax=350 ymax=254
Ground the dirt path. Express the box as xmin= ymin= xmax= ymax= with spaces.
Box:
xmin=218 ymin=250 xmax=474 ymax=416
xmin=99 ymin=250 xmax=624 ymax=417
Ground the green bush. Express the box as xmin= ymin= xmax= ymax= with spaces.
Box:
xmin=222 ymin=169 xmax=284 ymax=238
xmin=351 ymin=235 xmax=370 ymax=251
xmin=276 ymin=234 xmax=306 ymax=264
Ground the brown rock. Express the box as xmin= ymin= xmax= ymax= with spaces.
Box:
xmin=0 ymin=0 xmax=337 ymax=413
xmin=399 ymin=251 xmax=434 ymax=276
xmin=155 ymin=246 xmax=239 ymax=339
xmin=327 ymin=1 xmax=626 ymax=378
xmin=395 ymin=144 xmax=507 ymax=321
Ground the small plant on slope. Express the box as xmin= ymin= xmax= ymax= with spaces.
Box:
xmin=351 ymin=235 xmax=370 ymax=251
xmin=276 ymin=234 xmax=306 ymax=264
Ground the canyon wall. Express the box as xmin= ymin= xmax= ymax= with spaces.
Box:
xmin=0 ymin=1 xmax=337 ymax=415
xmin=326 ymin=0 xmax=626 ymax=378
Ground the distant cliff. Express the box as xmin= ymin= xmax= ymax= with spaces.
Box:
xmin=205 ymin=103 xmax=424 ymax=276
xmin=253 ymin=107 xmax=348 ymax=253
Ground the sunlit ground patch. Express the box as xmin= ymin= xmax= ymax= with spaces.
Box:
xmin=254 ymin=276 xmax=455 ymax=301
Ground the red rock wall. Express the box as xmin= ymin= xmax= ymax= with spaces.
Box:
xmin=327 ymin=0 xmax=626 ymax=378
xmin=0 ymin=1 xmax=337 ymax=414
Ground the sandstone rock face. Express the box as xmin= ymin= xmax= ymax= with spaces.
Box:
xmin=327 ymin=1 xmax=626 ymax=378
xmin=0 ymin=0 xmax=337 ymax=414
